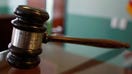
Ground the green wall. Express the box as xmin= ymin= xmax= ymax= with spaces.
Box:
xmin=0 ymin=0 xmax=9 ymax=14
xmin=65 ymin=0 xmax=132 ymax=67
xmin=65 ymin=14 xmax=132 ymax=42
xmin=65 ymin=14 xmax=132 ymax=67
xmin=0 ymin=0 xmax=27 ymax=14
xmin=0 ymin=7 xmax=9 ymax=14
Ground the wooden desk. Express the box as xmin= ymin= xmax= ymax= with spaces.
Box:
xmin=0 ymin=43 xmax=124 ymax=74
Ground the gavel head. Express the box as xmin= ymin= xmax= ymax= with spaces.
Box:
xmin=6 ymin=5 xmax=49 ymax=69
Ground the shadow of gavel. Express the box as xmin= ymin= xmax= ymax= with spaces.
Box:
xmin=6 ymin=5 xmax=130 ymax=70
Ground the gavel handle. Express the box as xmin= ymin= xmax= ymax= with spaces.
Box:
xmin=43 ymin=36 xmax=130 ymax=49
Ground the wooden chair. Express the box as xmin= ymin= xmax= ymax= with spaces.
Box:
xmin=0 ymin=15 xmax=15 ymax=51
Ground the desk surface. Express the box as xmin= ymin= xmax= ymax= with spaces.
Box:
xmin=0 ymin=43 xmax=124 ymax=74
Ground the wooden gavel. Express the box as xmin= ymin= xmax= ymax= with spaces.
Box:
xmin=6 ymin=5 xmax=130 ymax=69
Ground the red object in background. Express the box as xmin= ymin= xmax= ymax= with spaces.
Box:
xmin=129 ymin=0 xmax=132 ymax=6
xmin=127 ymin=0 xmax=132 ymax=16
xmin=27 ymin=0 xmax=46 ymax=9
xmin=27 ymin=0 xmax=65 ymax=35
xmin=52 ymin=0 xmax=65 ymax=35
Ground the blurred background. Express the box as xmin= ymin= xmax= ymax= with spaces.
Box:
xmin=0 ymin=0 xmax=132 ymax=74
